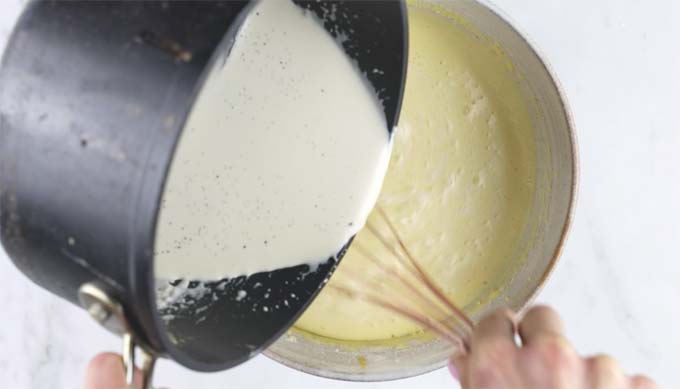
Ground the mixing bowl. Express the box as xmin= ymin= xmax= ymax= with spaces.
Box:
xmin=265 ymin=0 xmax=577 ymax=381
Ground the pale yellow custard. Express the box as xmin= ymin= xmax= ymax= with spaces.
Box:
xmin=295 ymin=3 xmax=536 ymax=341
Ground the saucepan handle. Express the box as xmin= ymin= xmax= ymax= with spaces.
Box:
xmin=79 ymin=283 xmax=158 ymax=389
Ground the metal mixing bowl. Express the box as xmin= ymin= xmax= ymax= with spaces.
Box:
xmin=264 ymin=0 xmax=577 ymax=381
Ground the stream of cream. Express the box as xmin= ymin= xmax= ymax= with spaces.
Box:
xmin=154 ymin=0 xmax=391 ymax=280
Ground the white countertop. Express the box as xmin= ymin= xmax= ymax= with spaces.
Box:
xmin=1 ymin=0 xmax=678 ymax=388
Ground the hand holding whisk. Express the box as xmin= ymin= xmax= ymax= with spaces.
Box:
xmin=331 ymin=208 xmax=659 ymax=389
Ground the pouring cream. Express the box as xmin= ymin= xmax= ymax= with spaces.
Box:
xmin=154 ymin=0 xmax=392 ymax=280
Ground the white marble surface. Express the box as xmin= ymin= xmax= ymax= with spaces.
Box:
xmin=1 ymin=0 xmax=679 ymax=388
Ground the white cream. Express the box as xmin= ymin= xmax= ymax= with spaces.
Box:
xmin=154 ymin=0 xmax=391 ymax=280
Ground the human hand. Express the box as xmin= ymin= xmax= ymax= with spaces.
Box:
xmin=449 ymin=306 xmax=657 ymax=389
xmin=84 ymin=352 xmax=142 ymax=389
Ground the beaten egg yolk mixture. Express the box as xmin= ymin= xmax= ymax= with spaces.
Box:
xmin=294 ymin=2 xmax=536 ymax=341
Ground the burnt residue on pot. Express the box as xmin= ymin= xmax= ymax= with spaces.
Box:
xmin=134 ymin=30 xmax=193 ymax=63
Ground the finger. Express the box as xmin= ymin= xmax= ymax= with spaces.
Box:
xmin=84 ymin=352 xmax=143 ymax=389
xmin=518 ymin=335 xmax=582 ymax=389
xmin=518 ymin=305 xmax=564 ymax=345
xmin=586 ymin=355 xmax=626 ymax=389
xmin=466 ymin=308 xmax=520 ymax=388
xmin=472 ymin=307 xmax=517 ymax=348
xmin=630 ymin=375 xmax=658 ymax=389
xmin=450 ymin=354 xmax=468 ymax=388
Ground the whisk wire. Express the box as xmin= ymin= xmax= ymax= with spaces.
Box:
xmin=330 ymin=284 xmax=465 ymax=348
xmin=351 ymin=241 xmax=456 ymax=322
xmin=376 ymin=206 xmax=474 ymax=331
xmin=331 ymin=205 xmax=473 ymax=352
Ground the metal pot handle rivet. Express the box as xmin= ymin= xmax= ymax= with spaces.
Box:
xmin=79 ymin=283 xmax=157 ymax=389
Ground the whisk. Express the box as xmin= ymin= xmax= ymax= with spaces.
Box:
xmin=329 ymin=206 xmax=474 ymax=353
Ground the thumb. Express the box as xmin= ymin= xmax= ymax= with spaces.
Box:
xmin=449 ymin=354 xmax=468 ymax=388
xmin=84 ymin=352 xmax=143 ymax=389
